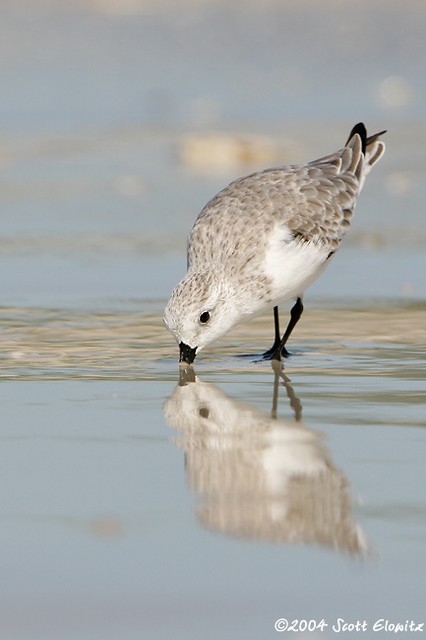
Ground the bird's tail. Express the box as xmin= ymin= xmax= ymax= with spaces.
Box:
xmin=345 ymin=123 xmax=386 ymax=192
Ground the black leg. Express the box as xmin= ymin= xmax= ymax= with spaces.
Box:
xmin=262 ymin=306 xmax=281 ymax=358
xmin=271 ymin=297 xmax=304 ymax=361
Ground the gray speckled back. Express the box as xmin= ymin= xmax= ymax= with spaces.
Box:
xmin=188 ymin=129 xmax=384 ymax=269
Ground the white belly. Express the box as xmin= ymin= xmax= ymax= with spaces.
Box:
xmin=264 ymin=225 xmax=331 ymax=304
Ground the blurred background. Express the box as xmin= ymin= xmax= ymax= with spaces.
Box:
xmin=1 ymin=0 xmax=425 ymax=307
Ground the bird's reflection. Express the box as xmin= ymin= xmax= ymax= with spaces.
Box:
xmin=163 ymin=364 xmax=369 ymax=555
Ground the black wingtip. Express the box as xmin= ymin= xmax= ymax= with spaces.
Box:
xmin=346 ymin=122 xmax=367 ymax=154
xmin=366 ymin=129 xmax=387 ymax=146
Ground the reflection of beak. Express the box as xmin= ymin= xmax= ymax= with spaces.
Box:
xmin=179 ymin=342 xmax=197 ymax=364
xmin=178 ymin=363 xmax=196 ymax=386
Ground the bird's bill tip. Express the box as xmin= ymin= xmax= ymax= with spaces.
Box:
xmin=179 ymin=342 xmax=197 ymax=364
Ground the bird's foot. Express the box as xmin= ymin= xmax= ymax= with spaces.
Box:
xmin=262 ymin=345 xmax=290 ymax=360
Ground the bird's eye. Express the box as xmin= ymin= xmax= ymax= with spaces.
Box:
xmin=199 ymin=311 xmax=210 ymax=324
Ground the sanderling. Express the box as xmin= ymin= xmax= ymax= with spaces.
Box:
xmin=164 ymin=123 xmax=386 ymax=363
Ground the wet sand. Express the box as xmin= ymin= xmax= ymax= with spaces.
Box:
xmin=1 ymin=303 xmax=425 ymax=379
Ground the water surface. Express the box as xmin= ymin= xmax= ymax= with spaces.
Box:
xmin=1 ymin=304 xmax=425 ymax=639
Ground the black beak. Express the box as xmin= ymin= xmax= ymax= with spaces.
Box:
xmin=179 ymin=342 xmax=197 ymax=364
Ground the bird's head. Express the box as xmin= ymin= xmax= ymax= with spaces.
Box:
xmin=163 ymin=269 xmax=239 ymax=363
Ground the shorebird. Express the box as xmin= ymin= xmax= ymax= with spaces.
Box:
xmin=164 ymin=123 xmax=386 ymax=363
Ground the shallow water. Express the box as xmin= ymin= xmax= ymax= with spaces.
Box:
xmin=1 ymin=304 xmax=425 ymax=639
